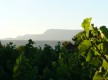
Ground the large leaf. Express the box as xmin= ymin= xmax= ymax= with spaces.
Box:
xmin=82 ymin=18 xmax=92 ymax=28
xmin=93 ymin=71 xmax=103 ymax=80
xmin=78 ymin=40 xmax=91 ymax=53
xmin=102 ymin=59 xmax=108 ymax=70
xmin=82 ymin=17 xmax=92 ymax=37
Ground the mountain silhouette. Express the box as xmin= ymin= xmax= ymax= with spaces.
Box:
xmin=4 ymin=29 xmax=81 ymax=41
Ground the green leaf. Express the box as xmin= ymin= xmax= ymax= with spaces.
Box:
xmin=97 ymin=43 xmax=103 ymax=51
xmin=86 ymin=50 xmax=93 ymax=62
xmin=93 ymin=71 xmax=103 ymax=80
xmin=94 ymin=50 xmax=100 ymax=56
xmin=81 ymin=17 xmax=92 ymax=37
xmin=78 ymin=40 xmax=91 ymax=53
xmin=81 ymin=52 xmax=86 ymax=57
xmin=85 ymin=25 xmax=89 ymax=37
xmin=82 ymin=18 xmax=92 ymax=28
xmin=102 ymin=59 xmax=108 ymax=70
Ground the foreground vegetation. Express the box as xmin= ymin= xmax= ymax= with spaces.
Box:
xmin=0 ymin=18 xmax=108 ymax=80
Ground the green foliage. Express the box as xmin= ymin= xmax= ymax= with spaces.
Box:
xmin=100 ymin=26 xmax=108 ymax=39
xmin=0 ymin=42 xmax=19 ymax=80
xmin=0 ymin=18 xmax=108 ymax=80
xmin=75 ymin=17 xmax=108 ymax=80
xmin=13 ymin=53 xmax=32 ymax=80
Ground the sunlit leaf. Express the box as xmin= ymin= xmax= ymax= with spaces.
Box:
xmin=81 ymin=17 xmax=92 ymax=37
xmin=78 ymin=40 xmax=91 ymax=53
xmin=102 ymin=59 xmax=108 ymax=70
xmin=93 ymin=71 xmax=103 ymax=80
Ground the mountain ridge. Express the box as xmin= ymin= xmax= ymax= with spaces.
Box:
xmin=4 ymin=29 xmax=82 ymax=41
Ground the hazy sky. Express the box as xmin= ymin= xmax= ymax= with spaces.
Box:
xmin=0 ymin=0 xmax=108 ymax=38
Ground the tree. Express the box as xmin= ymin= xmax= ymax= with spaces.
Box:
xmin=13 ymin=53 xmax=32 ymax=80
xmin=73 ymin=17 xmax=108 ymax=80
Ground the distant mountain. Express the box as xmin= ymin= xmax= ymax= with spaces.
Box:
xmin=4 ymin=29 xmax=82 ymax=41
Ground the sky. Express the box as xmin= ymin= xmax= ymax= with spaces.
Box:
xmin=0 ymin=0 xmax=108 ymax=39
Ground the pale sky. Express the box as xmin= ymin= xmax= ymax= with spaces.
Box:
xmin=0 ymin=0 xmax=108 ymax=39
